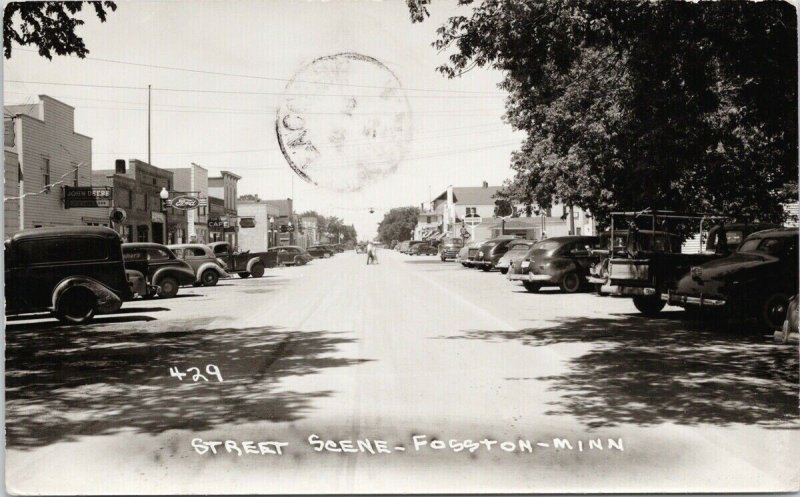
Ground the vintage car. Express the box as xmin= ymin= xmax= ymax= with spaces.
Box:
xmin=307 ymin=244 xmax=335 ymax=258
xmin=457 ymin=240 xmax=485 ymax=267
xmin=662 ymin=228 xmax=799 ymax=330
xmin=209 ymin=241 xmax=276 ymax=278
xmin=495 ymin=239 xmax=535 ymax=274
xmin=403 ymin=240 xmax=425 ymax=254
xmin=704 ymin=222 xmax=781 ymax=254
xmin=266 ymin=245 xmax=314 ymax=266
xmin=168 ymin=243 xmax=229 ymax=286
xmin=473 ymin=236 xmax=519 ymax=271
xmin=439 ymin=238 xmax=464 ymax=261
xmin=507 ymin=236 xmax=599 ymax=293
xmin=122 ymin=243 xmax=196 ymax=298
xmin=5 ymin=227 xmax=135 ymax=324
xmin=409 ymin=243 xmax=438 ymax=256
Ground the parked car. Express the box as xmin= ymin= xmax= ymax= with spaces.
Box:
xmin=439 ymin=237 xmax=464 ymax=261
xmin=122 ymin=243 xmax=196 ymax=298
xmin=404 ymin=240 xmax=425 ymax=254
xmin=704 ymin=222 xmax=781 ymax=254
xmin=5 ymin=227 xmax=134 ymax=324
xmin=473 ymin=236 xmax=520 ymax=271
xmin=496 ymin=239 xmax=535 ymax=274
xmin=457 ymin=240 xmax=485 ymax=267
xmin=209 ymin=241 xmax=276 ymax=278
xmin=395 ymin=241 xmax=409 ymax=253
xmin=409 ymin=243 xmax=438 ymax=256
xmin=307 ymin=244 xmax=335 ymax=258
xmin=507 ymin=236 xmax=599 ymax=293
xmin=663 ymin=228 xmax=799 ymax=330
xmin=331 ymin=244 xmax=345 ymax=253
xmin=267 ymin=245 xmax=314 ymax=266
xmin=168 ymin=243 xmax=229 ymax=286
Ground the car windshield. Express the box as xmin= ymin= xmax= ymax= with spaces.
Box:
xmin=738 ymin=237 xmax=784 ymax=255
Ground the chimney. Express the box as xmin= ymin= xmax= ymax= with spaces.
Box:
xmin=482 ymin=181 xmax=488 ymax=188
xmin=115 ymin=159 xmax=126 ymax=174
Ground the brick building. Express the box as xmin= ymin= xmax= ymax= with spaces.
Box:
xmin=208 ymin=171 xmax=241 ymax=246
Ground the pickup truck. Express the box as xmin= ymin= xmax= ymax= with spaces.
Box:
xmin=604 ymin=210 xmax=728 ymax=315
xmin=208 ymin=242 xmax=277 ymax=278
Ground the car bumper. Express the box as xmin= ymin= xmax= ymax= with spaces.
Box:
xmin=507 ymin=273 xmax=552 ymax=282
xmin=586 ymin=275 xmax=606 ymax=285
xmin=661 ymin=290 xmax=727 ymax=307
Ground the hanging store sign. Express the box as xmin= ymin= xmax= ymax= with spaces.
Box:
xmin=64 ymin=186 xmax=113 ymax=208
xmin=167 ymin=195 xmax=200 ymax=210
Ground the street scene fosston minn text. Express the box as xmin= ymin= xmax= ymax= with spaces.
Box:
xmin=2 ymin=0 xmax=799 ymax=495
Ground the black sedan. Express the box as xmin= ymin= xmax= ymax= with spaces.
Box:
xmin=507 ymin=236 xmax=599 ymax=293
xmin=307 ymin=244 xmax=335 ymax=258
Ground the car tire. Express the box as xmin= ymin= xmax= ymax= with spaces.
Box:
xmin=523 ymin=281 xmax=541 ymax=293
xmin=560 ymin=272 xmax=582 ymax=293
xmin=481 ymin=265 xmax=491 ymax=272
xmin=759 ymin=292 xmax=790 ymax=331
xmin=158 ymin=276 xmax=180 ymax=299
xmin=632 ymin=295 xmax=666 ymax=316
xmin=54 ymin=287 xmax=97 ymax=324
xmin=238 ymin=272 xmax=251 ymax=278
xmin=294 ymin=256 xmax=305 ymax=266
xmin=461 ymin=263 xmax=468 ymax=267
xmin=201 ymin=269 xmax=219 ymax=286
xmin=250 ymin=263 xmax=265 ymax=278
xmin=500 ymin=268 xmax=508 ymax=275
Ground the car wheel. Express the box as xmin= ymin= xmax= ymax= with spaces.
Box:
xmin=461 ymin=263 xmax=468 ymax=267
xmin=481 ymin=265 xmax=491 ymax=272
xmin=500 ymin=268 xmax=508 ymax=275
xmin=250 ymin=263 xmax=265 ymax=278
xmin=523 ymin=281 xmax=541 ymax=293
xmin=632 ymin=295 xmax=666 ymax=316
xmin=759 ymin=292 xmax=790 ymax=331
xmin=238 ymin=272 xmax=250 ymax=278
xmin=201 ymin=269 xmax=219 ymax=286
xmin=158 ymin=276 xmax=179 ymax=298
xmin=54 ymin=287 xmax=97 ymax=324
xmin=294 ymin=256 xmax=305 ymax=266
xmin=560 ymin=271 xmax=582 ymax=293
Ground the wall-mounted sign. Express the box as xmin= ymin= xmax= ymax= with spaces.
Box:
xmin=208 ymin=219 xmax=224 ymax=228
xmin=64 ymin=186 xmax=112 ymax=209
xmin=239 ymin=217 xmax=256 ymax=228
xmin=168 ymin=195 xmax=200 ymax=210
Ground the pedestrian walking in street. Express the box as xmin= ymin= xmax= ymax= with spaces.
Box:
xmin=366 ymin=241 xmax=377 ymax=265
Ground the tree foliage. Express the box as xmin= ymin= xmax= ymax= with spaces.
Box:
xmin=4 ymin=1 xmax=116 ymax=59
xmin=377 ymin=206 xmax=420 ymax=244
xmin=298 ymin=210 xmax=357 ymax=244
xmin=410 ymin=0 xmax=798 ymax=227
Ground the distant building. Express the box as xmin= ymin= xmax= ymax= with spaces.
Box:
xmin=93 ymin=159 xmax=188 ymax=244
xmin=208 ymin=196 xmax=226 ymax=242
xmin=208 ymin=171 xmax=241 ymax=246
xmin=264 ymin=198 xmax=295 ymax=246
xmin=4 ymin=95 xmax=104 ymax=237
xmin=168 ymin=163 xmax=209 ymax=243
xmin=301 ymin=216 xmax=319 ymax=246
xmin=238 ymin=200 xmax=281 ymax=251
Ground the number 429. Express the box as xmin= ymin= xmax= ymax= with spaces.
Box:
xmin=170 ymin=364 xmax=223 ymax=382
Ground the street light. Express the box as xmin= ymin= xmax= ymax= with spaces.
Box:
xmin=160 ymin=187 xmax=170 ymax=244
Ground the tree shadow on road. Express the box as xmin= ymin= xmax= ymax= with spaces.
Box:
xmin=434 ymin=312 xmax=799 ymax=429
xmin=6 ymin=322 xmax=371 ymax=449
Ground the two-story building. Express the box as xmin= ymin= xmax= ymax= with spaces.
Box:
xmin=208 ymin=171 xmax=241 ymax=246
xmin=93 ymin=159 xmax=187 ymax=244
xmin=4 ymin=95 xmax=105 ymax=237
xmin=237 ymin=199 xmax=281 ymax=251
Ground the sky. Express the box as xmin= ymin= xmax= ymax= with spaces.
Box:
xmin=3 ymin=0 xmax=524 ymax=239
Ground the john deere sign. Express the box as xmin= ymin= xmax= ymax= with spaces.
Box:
xmin=64 ymin=186 xmax=112 ymax=208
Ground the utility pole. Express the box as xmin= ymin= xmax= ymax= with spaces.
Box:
xmin=147 ymin=84 xmax=151 ymax=165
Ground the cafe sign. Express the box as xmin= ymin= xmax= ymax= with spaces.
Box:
xmin=64 ymin=186 xmax=112 ymax=209
xmin=168 ymin=195 xmax=200 ymax=210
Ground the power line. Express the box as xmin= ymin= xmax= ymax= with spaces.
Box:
xmin=4 ymin=79 xmax=504 ymax=99
xmin=13 ymin=47 xmax=505 ymax=96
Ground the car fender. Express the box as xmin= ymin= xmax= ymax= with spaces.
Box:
xmin=52 ymin=276 xmax=122 ymax=314
xmin=196 ymin=262 xmax=228 ymax=281
xmin=246 ymin=257 xmax=265 ymax=272
xmin=153 ymin=266 xmax=196 ymax=286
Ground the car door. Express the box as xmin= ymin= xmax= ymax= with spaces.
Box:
xmin=183 ymin=247 xmax=208 ymax=273
xmin=146 ymin=247 xmax=173 ymax=279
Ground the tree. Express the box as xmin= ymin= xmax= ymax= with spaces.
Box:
xmin=4 ymin=2 xmax=117 ymax=59
xmin=410 ymin=1 xmax=797 ymax=228
xmin=377 ymin=206 xmax=420 ymax=244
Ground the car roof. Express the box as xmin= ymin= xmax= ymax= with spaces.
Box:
xmin=123 ymin=242 xmax=172 ymax=250
xmin=269 ymin=245 xmax=303 ymax=249
xmin=538 ymin=235 xmax=598 ymax=244
xmin=168 ymin=244 xmax=210 ymax=250
xmin=745 ymin=227 xmax=798 ymax=239
xmin=9 ymin=226 xmax=119 ymax=242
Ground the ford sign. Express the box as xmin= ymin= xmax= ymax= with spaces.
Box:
xmin=170 ymin=195 xmax=200 ymax=210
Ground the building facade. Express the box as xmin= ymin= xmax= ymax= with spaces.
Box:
xmin=4 ymin=95 xmax=105 ymax=237
xmin=208 ymin=171 xmax=241 ymax=246
xmin=264 ymin=198 xmax=294 ymax=246
xmin=168 ymin=163 xmax=209 ymax=243
xmin=93 ymin=159 xmax=188 ymax=244
xmin=237 ymin=200 xmax=281 ymax=252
